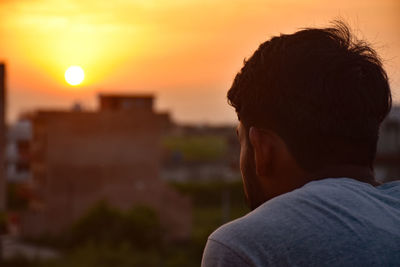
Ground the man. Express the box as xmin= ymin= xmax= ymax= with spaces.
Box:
xmin=201 ymin=22 xmax=400 ymax=266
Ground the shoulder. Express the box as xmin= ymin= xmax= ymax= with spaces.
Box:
xmin=210 ymin=178 xmax=351 ymax=242
xmin=203 ymin=180 xmax=335 ymax=265
xmin=204 ymin=178 xmax=377 ymax=265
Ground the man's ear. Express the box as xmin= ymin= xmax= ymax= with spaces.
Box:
xmin=249 ymin=127 xmax=274 ymax=177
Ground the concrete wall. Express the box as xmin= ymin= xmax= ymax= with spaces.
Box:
xmin=22 ymin=107 xmax=191 ymax=240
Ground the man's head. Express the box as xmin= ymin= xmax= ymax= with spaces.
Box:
xmin=228 ymin=22 xmax=392 ymax=209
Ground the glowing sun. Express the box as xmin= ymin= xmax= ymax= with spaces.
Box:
xmin=65 ymin=66 xmax=84 ymax=86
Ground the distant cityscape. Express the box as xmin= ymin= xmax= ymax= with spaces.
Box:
xmin=4 ymin=90 xmax=242 ymax=240
xmin=0 ymin=62 xmax=399 ymax=261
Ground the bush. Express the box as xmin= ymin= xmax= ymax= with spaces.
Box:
xmin=171 ymin=180 xmax=246 ymax=208
xmin=48 ymin=242 xmax=161 ymax=267
xmin=65 ymin=201 xmax=162 ymax=250
xmin=17 ymin=181 xmax=249 ymax=267
xmin=122 ymin=206 xmax=163 ymax=249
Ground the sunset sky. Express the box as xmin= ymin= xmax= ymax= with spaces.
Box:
xmin=0 ymin=0 xmax=399 ymax=124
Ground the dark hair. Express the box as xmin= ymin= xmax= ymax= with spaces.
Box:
xmin=227 ymin=21 xmax=392 ymax=171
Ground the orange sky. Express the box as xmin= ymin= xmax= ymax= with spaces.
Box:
xmin=0 ymin=0 xmax=399 ymax=124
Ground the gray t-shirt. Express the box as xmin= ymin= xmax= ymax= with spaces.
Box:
xmin=202 ymin=178 xmax=400 ymax=266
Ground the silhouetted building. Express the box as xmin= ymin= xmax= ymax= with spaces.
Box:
xmin=21 ymin=95 xmax=191 ymax=240
xmin=0 ymin=63 xmax=6 ymax=211
xmin=99 ymin=94 xmax=154 ymax=112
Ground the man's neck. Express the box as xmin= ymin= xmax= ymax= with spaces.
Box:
xmin=308 ymin=164 xmax=380 ymax=186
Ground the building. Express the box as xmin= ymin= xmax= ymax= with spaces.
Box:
xmin=0 ymin=63 xmax=6 ymax=212
xmin=6 ymin=120 xmax=32 ymax=183
xmin=375 ymin=105 xmax=400 ymax=182
xmin=21 ymin=94 xmax=191 ymax=240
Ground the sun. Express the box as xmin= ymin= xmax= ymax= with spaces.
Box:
xmin=65 ymin=66 xmax=85 ymax=86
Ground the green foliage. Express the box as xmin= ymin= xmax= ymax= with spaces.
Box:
xmin=122 ymin=206 xmax=163 ymax=249
xmin=66 ymin=201 xmax=122 ymax=246
xmin=171 ymin=180 xmax=246 ymax=207
xmin=171 ymin=180 xmax=249 ymax=264
xmin=3 ymin=243 xmax=162 ymax=267
xmin=48 ymin=243 xmax=161 ymax=267
xmin=13 ymin=181 xmax=249 ymax=267
xmin=65 ymin=201 xmax=162 ymax=250
xmin=163 ymin=135 xmax=227 ymax=161
xmin=162 ymin=242 xmax=201 ymax=267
